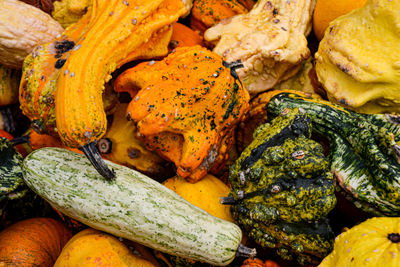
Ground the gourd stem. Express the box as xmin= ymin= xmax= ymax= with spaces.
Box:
xmin=388 ymin=233 xmax=400 ymax=243
xmin=220 ymin=196 xmax=236 ymax=205
xmin=81 ymin=142 xmax=116 ymax=180
xmin=236 ymin=243 xmax=257 ymax=258
xmin=10 ymin=135 xmax=29 ymax=146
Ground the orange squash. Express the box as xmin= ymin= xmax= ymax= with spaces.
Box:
xmin=169 ymin=22 xmax=204 ymax=51
xmin=0 ymin=218 xmax=72 ymax=267
xmin=241 ymin=258 xmax=280 ymax=267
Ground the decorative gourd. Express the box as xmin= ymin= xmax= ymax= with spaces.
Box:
xmin=316 ymin=0 xmax=400 ymax=114
xmin=163 ymin=174 xmax=234 ymax=222
xmin=263 ymin=91 xmax=400 ymax=216
xmin=169 ymin=23 xmax=204 ymax=51
xmin=115 ymin=46 xmax=250 ymax=182
xmin=225 ymin=108 xmax=336 ymax=265
xmin=22 ymin=147 xmax=256 ymax=266
xmin=52 ymin=0 xmax=92 ymax=28
xmin=204 ymin=0 xmax=314 ymax=95
xmin=241 ymin=258 xmax=280 ymax=267
xmin=0 ymin=65 xmax=20 ymax=106
xmin=319 ymin=217 xmax=400 ymax=267
xmin=100 ymin=102 xmax=175 ymax=181
xmin=0 ymin=218 xmax=72 ymax=266
xmin=190 ymin=0 xmax=255 ymax=35
xmin=54 ymin=228 xmax=156 ymax=267
xmin=0 ymin=0 xmax=63 ymax=69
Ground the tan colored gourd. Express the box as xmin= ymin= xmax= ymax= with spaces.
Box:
xmin=0 ymin=65 xmax=20 ymax=106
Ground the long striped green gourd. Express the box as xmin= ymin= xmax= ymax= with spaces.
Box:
xmin=22 ymin=147 xmax=254 ymax=266
xmin=265 ymin=91 xmax=400 ymax=216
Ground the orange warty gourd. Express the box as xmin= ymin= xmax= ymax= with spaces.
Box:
xmin=115 ymin=45 xmax=250 ymax=182
xmin=54 ymin=228 xmax=156 ymax=267
xmin=0 ymin=218 xmax=72 ymax=267
xmin=241 ymin=258 xmax=280 ymax=267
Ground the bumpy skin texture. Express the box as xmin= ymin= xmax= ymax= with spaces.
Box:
xmin=265 ymin=91 xmax=400 ymax=216
xmin=190 ymin=0 xmax=255 ymax=34
xmin=0 ymin=0 xmax=63 ymax=69
xmin=115 ymin=46 xmax=250 ymax=182
xmin=316 ymin=0 xmax=400 ymax=114
xmin=228 ymin=108 xmax=336 ymax=265
xmin=204 ymin=0 xmax=314 ymax=95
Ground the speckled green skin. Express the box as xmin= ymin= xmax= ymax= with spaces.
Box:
xmin=229 ymin=108 xmax=336 ymax=265
xmin=266 ymin=92 xmax=400 ymax=216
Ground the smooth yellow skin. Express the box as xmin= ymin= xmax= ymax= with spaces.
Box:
xmin=316 ymin=0 xmax=400 ymax=114
xmin=163 ymin=174 xmax=234 ymax=223
xmin=54 ymin=229 xmax=156 ymax=267
xmin=319 ymin=217 xmax=400 ymax=267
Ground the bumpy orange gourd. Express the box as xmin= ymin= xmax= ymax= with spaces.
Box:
xmin=190 ymin=0 xmax=255 ymax=34
xmin=241 ymin=258 xmax=280 ymax=267
xmin=115 ymin=46 xmax=250 ymax=182
xmin=163 ymin=174 xmax=234 ymax=222
xmin=0 ymin=218 xmax=72 ymax=267
xmin=54 ymin=228 xmax=156 ymax=267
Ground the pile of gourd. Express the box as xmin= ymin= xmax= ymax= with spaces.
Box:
xmin=1 ymin=0 xmax=400 ymax=266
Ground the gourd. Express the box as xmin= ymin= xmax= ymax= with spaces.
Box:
xmin=100 ymin=102 xmax=175 ymax=181
xmin=169 ymin=23 xmax=204 ymax=51
xmin=114 ymin=46 xmax=250 ymax=182
xmin=224 ymin=108 xmax=336 ymax=265
xmin=263 ymin=91 xmax=400 ymax=216
xmin=22 ymin=147 xmax=256 ymax=266
xmin=54 ymin=228 xmax=156 ymax=267
xmin=0 ymin=0 xmax=63 ymax=69
xmin=319 ymin=217 xmax=400 ymax=266
xmin=190 ymin=0 xmax=255 ymax=35
xmin=163 ymin=174 xmax=234 ymax=222
xmin=52 ymin=0 xmax=92 ymax=28
xmin=0 ymin=218 xmax=72 ymax=266
xmin=0 ymin=65 xmax=20 ymax=106
xmin=241 ymin=258 xmax=280 ymax=267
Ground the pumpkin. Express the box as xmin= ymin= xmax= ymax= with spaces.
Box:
xmin=114 ymin=45 xmax=250 ymax=182
xmin=190 ymin=0 xmax=255 ymax=35
xmin=226 ymin=108 xmax=336 ymax=265
xmin=100 ymin=102 xmax=175 ymax=181
xmin=169 ymin=22 xmax=204 ymax=51
xmin=54 ymin=228 xmax=156 ymax=267
xmin=319 ymin=217 xmax=400 ymax=267
xmin=163 ymin=174 xmax=234 ymax=222
xmin=0 ymin=0 xmax=63 ymax=69
xmin=241 ymin=258 xmax=280 ymax=267
xmin=0 ymin=218 xmax=72 ymax=266
xmin=0 ymin=64 xmax=20 ymax=106
xmin=204 ymin=0 xmax=314 ymax=95
xmin=263 ymin=91 xmax=400 ymax=216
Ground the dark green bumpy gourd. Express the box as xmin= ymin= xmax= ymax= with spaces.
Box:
xmin=227 ymin=108 xmax=336 ymax=265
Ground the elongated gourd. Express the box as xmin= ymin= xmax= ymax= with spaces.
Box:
xmin=22 ymin=147 xmax=256 ymax=266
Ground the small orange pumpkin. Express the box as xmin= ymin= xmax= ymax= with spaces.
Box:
xmin=0 ymin=218 xmax=72 ymax=267
xmin=241 ymin=258 xmax=280 ymax=267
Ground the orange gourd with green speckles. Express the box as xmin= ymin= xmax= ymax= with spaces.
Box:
xmin=115 ymin=45 xmax=250 ymax=182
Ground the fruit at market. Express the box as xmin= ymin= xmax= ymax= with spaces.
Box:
xmin=0 ymin=0 xmax=64 ymax=69
xmin=54 ymin=228 xmax=156 ymax=267
xmin=312 ymin=0 xmax=366 ymax=41
xmin=0 ymin=217 xmax=72 ymax=266
xmin=226 ymin=108 xmax=336 ymax=265
xmin=115 ymin=46 xmax=250 ymax=182
xmin=264 ymin=91 xmax=400 ymax=216
xmin=52 ymin=0 xmax=92 ymax=28
xmin=100 ymin=102 xmax=174 ymax=181
xmin=163 ymin=174 xmax=234 ymax=222
xmin=190 ymin=0 xmax=255 ymax=35
xmin=0 ymin=65 xmax=20 ymax=106
xmin=204 ymin=0 xmax=314 ymax=95
xmin=319 ymin=217 xmax=400 ymax=266
xmin=22 ymin=147 xmax=256 ymax=266
xmin=316 ymin=0 xmax=400 ymax=114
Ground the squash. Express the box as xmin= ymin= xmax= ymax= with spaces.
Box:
xmin=169 ymin=23 xmax=204 ymax=51
xmin=263 ymin=91 xmax=400 ymax=216
xmin=100 ymin=102 xmax=175 ymax=181
xmin=52 ymin=0 xmax=92 ymax=28
xmin=190 ymin=0 xmax=255 ymax=35
xmin=114 ymin=46 xmax=250 ymax=182
xmin=0 ymin=218 xmax=72 ymax=266
xmin=241 ymin=258 xmax=280 ymax=267
xmin=319 ymin=217 xmax=400 ymax=267
xmin=54 ymin=228 xmax=156 ymax=267
xmin=0 ymin=65 xmax=20 ymax=106
xmin=0 ymin=0 xmax=63 ymax=69
xmin=22 ymin=147 xmax=256 ymax=266
xmin=163 ymin=174 xmax=234 ymax=222
xmin=225 ymin=108 xmax=336 ymax=265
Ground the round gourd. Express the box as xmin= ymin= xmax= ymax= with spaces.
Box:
xmin=319 ymin=217 xmax=400 ymax=267
xmin=54 ymin=228 xmax=156 ymax=267
xmin=163 ymin=174 xmax=234 ymax=222
xmin=0 ymin=218 xmax=72 ymax=266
